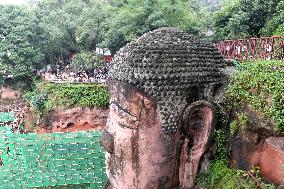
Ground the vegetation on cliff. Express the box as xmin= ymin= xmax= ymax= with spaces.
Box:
xmin=227 ymin=60 xmax=284 ymax=133
xmin=25 ymin=81 xmax=109 ymax=114
xmin=197 ymin=129 xmax=278 ymax=189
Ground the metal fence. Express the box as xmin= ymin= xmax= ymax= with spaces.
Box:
xmin=217 ymin=36 xmax=284 ymax=61
xmin=0 ymin=122 xmax=107 ymax=189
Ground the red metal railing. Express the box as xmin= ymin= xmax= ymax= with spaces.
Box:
xmin=216 ymin=36 xmax=284 ymax=61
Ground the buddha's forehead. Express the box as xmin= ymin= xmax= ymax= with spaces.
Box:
xmin=109 ymin=80 xmax=156 ymax=119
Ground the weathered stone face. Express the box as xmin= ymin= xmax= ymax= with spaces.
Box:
xmin=102 ymin=81 xmax=179 ymax=188
xmin=109 ymin=27 xmax=225 ymax=134
xmin=102 ymin=81 xmax=217 ymax=188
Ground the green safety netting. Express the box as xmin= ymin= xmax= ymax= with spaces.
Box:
xmin=0 ymin=127 xmax=107 ymax=189
xmin=0 ymin=112 xmax=15 ymax=123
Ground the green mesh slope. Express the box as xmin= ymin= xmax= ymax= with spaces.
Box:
xmin=0 ymin=112 xmax=15 ymax=123
xmin=0 ymin=130 xmax=107 ymax=189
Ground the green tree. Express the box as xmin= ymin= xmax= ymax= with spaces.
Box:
xmin=0 ymin=5 xmax=45 ymax=77
xmin=261 ymin=1 xmax=284 ymax=36
xmin=35 ymin=0 xmax=111 ymax=64
xmin=212 ymin=0 xmax=281 ymax=41
xmin=104 ymin=0 xmax=201 ymax=55
xmin=75 ymin=0 xmax=110 ymax=51
xmin=35 ymin=0 xmax=83 ymax=65
xmin=70 ymin=51 xmax=103 ymax=72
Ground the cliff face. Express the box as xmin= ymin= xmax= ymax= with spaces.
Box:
xmin=35 ymin=107 xmax=109 ymax=133
xmin=226 ymin=60 xmax=284 ymax=185
xmin=230 ymin=105 xmax=284 ymax=185
xmin=0 ymin=86 xmax=21 ymax=108
xmin=0 ymin=83 xmax=109 ymax=133
xmin=0 ymin=86 xmax=20 ymax=98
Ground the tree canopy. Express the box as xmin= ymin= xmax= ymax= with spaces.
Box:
xmin=0 ymin=0 xmax=283 ymax=79
xmin=0 ymin=5 xmax=45 ymax=77
xmin=104 ymin=0 xmax=202 ymax=54
xmin=212 ymin=0 xmax=283 ymax=41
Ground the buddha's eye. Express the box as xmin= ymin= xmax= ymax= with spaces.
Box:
xmin=110 ymin=101 xmax=139 ymax=130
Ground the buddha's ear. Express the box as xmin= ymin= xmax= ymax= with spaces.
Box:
xmin=179 ymin=101 xmax=216 ymax=188
xmin=182 ymin=100 xmax=216 ymax=138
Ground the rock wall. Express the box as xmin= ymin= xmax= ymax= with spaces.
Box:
xmin=0 ymin=85 xmax=109 ymax=133
xmin=0 ymin=86 xmax=20 ymax=98
xmin=251 ymin=137 xmax=284 ymax=184
xmin=230 ymin=105 xmax=284 ymax=185
xmin=0 ymin=86 xmax=20 ymax=106
xmin=35 ymin=107 xmax=109 ymax=133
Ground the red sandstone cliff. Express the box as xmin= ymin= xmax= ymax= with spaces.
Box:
xmin=230 ymin=105 xmax=284 ymax=185
xmin=28 ymin=107 xmax=109 ymax=133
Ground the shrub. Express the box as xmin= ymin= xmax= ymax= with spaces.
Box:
xmin=197 ymin=128 xmax=278 ymax=189
xmin=226 ymin=60 xmax=284 ymax=133
xmin=25 ymin=81 xmax=109 ymax=114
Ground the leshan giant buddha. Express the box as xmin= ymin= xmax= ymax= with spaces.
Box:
xmin=101 ymin=27 xmax=228 ymax=189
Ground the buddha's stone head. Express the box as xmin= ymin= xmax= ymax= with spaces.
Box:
xmin=101 ymin=27 xmax=227 ymax=189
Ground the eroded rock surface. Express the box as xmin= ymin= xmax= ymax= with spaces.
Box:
xmin=232 ymin=136 xmax=284 ymax=185
xmin=230 ymin=106 xmax=284 ymax=185
xmin=0 ymin=85 xmax=20 ymax=101
xmin=38 ymin=107 xmax=108 ymax=132
xmin=252 ymin=137 xmax=284 ymax=184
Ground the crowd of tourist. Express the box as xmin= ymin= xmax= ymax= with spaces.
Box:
xmin=42 ymin=65 xmax=109 ymax=83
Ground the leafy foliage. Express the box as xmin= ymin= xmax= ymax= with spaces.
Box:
xmin=70 ymin=51 xmax=103 ymax=71
xmin=197 ymin=128 xmax=278 ymax=189
xmin=26 ymin=92 xmax=48 ymax=114
xmin=230 ymin=120 xmax=238 ymax=135
xmin=34 ymin=0 xmax=111 ymax=63
xmin=227 ymin=60 xmax=284 ymax=132
xmin=197 ymin=159 xmax=278 ymax=189
xmin=103 ymin=0 xmax=206 ymax=54
xmin=212 ymin=0 xmax=281 ymax=41
xmin=34 ymin=0 xmax=83 ymax=64
xmin=196 ymin=128 xmax=244 ymax=188
xmin=230 ymin=112 xmax=249 ymax=135
xmin=25 ymin=81 xmax=109 ymax=114
xmin=214 ymin=129 xmax=229 ymax=160
xmin=1 ymin=75 xmax=33 ymax=91
xmin=261 ymin=1 xmax=284 ymax=36
xmin=0 ymin=5 xmax=45 ymax=77
xmin=75 ymin=0 xmax=110 ymax=51
xmin=1 ymin=0 xmax=283 ymax=72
